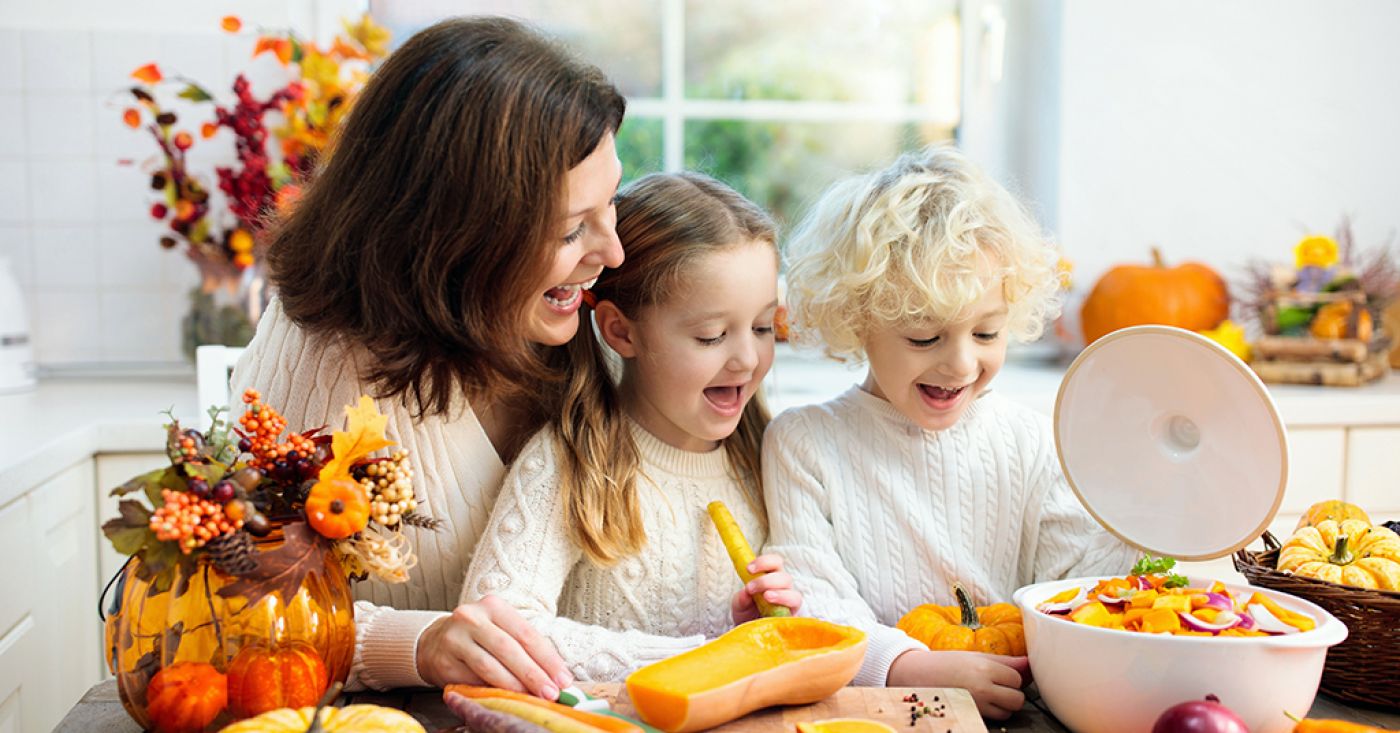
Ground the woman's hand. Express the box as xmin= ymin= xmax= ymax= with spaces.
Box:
xmin=416 ymin=595 xmax=572 ymax=698
xmin=730 ymin=553 xmax=803 ymax=624
xmin=887 ymin=649 xmax=1029 ymax=720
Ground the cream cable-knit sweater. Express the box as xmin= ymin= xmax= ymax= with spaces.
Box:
xmin=762 ymin=385 xmax=1139 ymax=687
xmin=461 ymin=421 xmax=767 ymax=682
xmin=230 ymin=299 xmax=506 ymax=691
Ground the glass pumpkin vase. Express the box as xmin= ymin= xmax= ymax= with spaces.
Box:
xmin=104 ymin=522 xmax=355 ymax=733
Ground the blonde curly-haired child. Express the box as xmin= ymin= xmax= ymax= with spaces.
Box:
xmin=765 ymin=145 xmax=1137 ymax=719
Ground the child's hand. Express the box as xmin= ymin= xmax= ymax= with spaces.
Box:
xmin=887 ymin=649 xmax=1028 ymax=720
xmin=730 ymin=553 xmax=803 ymax=623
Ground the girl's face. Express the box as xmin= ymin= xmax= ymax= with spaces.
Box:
xmin=861 ymin=281 xmax=1010 ymax=431
xmin=526 ymin=132 xmax=625 ymax=346
xmin=607 ymin=240 xmax=778 ymax=452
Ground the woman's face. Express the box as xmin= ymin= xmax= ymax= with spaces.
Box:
xmin=525 ymin=132 xmax=625 ymax=346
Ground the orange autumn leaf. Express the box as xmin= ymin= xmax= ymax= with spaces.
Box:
xmin=273 ymin=38 xmax=294 ymax=66
xmin=122 ymin=108 xmax=141 ymax=128
xmin=200 ymin=122 xmax=219 ymax=139
xmin=317 ymin=396 xmax=393 ymax=483
xmin=131 ymin=63 xmax=163 ymax=84
xmin=221 ymin=15 xmax=242 ymax=33
xmin=330 ymin=36 xmax=367 ymax=61
xmin=253 ymin=36 xmax=279 ymax=58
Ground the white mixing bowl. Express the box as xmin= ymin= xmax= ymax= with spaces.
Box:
xmin=1013 ymin=576 xmax=1348 ymax=733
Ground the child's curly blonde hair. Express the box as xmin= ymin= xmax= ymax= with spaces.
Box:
xmin=785 ymin=144 xmax=1061 ymax=360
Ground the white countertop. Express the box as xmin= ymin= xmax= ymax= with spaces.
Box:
xmin=4 ymin=348 xmax=1399 ymax=508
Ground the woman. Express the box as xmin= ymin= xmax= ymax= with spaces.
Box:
xmin=230 ymin=16 xmax=625 ymax=696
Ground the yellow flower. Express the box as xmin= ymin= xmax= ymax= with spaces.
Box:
xmin=1199 ymin=319 xmax=1252 ymax=363
xmin=1294 ymin=234 xmax=1339 ymax=269
xmin=342 ymin=13 xmax=391 ymax=58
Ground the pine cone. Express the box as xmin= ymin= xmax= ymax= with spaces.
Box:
xmin=206 ymin=530 xmax=258 ymax=576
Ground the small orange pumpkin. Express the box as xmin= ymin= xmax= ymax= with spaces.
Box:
xmin=145 ymin=661 xmax=227 ymax=733
xmin=227 ymin=642 xmax=330 ymax=718
xmin=1080 ymin=247 xmax=1230 ymax=345
xmin=1310 ymin=301 xmax=1374 ymax=341
xmin=305 ymin=477 xmax=370 ymax=539
xmin=896 ymin=584 xmax=1026 ymax=656
xmin=1296 ymin=500 xmax=1371 ymax=531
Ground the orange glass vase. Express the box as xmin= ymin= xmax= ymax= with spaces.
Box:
xmin=104 ymin=525 xmax=355 ymax=733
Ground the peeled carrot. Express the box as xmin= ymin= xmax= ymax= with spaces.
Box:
xmin=706 ymin=500 xmax=791 ymax=617
xmin=445 ymin=685 xmax=642 ymax=733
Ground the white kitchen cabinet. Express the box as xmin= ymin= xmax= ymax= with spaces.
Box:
xmin=1344 ymin=427 xmax=1400 ymax=515
xmin=95 ymin=453 xmax=168 ymax=592
xmin=0 ymin=617 xmax=38 ymax=733
xmin=1280 ymin=428 xmax=1346 ymax=513
xmin=26 ymin=458 xmax=99 ymax=733
xmin=0 ymin=495 xmax=37 ymax=733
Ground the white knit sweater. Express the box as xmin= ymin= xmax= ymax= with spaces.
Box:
xmin=230 ymin=299 xmax=506 ymax=690
xmin=762 ymin=385 xmax=1139 ymax=687
xmin=461 ymin=421 xmax=767 ymax=682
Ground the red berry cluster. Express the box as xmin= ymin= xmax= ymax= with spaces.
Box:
xmin=237 ymin=389 xmax=317 ymax=477
xmin=150 ymin=489 xmax=243 ymax=554
xmin=213 ymin=76 xmax=302 ymax=233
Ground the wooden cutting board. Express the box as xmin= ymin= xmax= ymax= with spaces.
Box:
xmin=585 ymin=684 xmax=987 ymax=733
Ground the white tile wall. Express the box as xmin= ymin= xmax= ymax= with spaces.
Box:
xmin=4 ymin=25 xmax=295 ymax=368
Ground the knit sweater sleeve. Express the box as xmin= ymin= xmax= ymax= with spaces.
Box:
xmin=229 ymin=302 xmax=445 ymax=691
xmin=461 ymin=429 xmax=703 ymax=682
xmin=1024 ymin=411 xmax=1141 ymax=582
xmin=761 ymin=411 xmax=925 ymax=686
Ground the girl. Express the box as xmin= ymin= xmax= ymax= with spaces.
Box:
xmin=460 ymin=172 xmax=801 ymax=682
xmin=232 ymin=17 xmax=625 ymax=694
xmin=765 ymin=146 xmax=1138 ymax=718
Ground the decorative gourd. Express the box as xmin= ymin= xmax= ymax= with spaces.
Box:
xmin=216 ymin=704 xmax=425 ymax=732
xmin=1079 ymin=247 xmax=1230 ymax=345
xmin=146 ymin=661 xmax=228 ymax=733
xmin=226 ymin=642 xmax=329 ymax=718
xmin=1310 ymin=301 xmax=1373 ymax=341
xmin=896 ymin=583 xmax=1026 ymax=656
xmin=624 ymin=617 xmax=867 ymax=733
xmin=305 ymin=477 xmax=370 ymax=539
xmin=1295 ymin=500 xmax=1372 ymax=531
xmin=1277 ymin=519 xmax=1400 ymax=591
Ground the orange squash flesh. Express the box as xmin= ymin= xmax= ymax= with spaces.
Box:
xmin=625 ymin=617 xmax=867 ymax=733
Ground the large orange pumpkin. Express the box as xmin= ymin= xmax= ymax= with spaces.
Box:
xmin=896 ymin=584 xmax=1025 ymax=656
xmin=227 ymin=642 xmax=330 ymax=718
xmin=1080 ymin=248 xmax=1230 ymax=345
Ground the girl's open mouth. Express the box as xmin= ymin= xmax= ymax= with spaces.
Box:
xmin=917 ymin=383 xmax=966 ymax=410
xmin=703 ymin=385 xmax=744 ymax=417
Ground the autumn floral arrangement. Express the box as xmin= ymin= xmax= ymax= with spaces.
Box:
xmin=101 ymin=389 xmax=438 ymax=730
xmin=118 ymin=14 xmax=390 ymax=358
xmin=1238 ymin=217 xmax=1400 ymax=386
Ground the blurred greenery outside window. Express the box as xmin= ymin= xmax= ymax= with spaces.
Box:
xmin=370 ymin=0 xmax=960 ymax=234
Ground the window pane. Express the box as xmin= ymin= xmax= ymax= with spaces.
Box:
xmin=369 ymin=0 xmax=661 ymax=97
xmin=616 ymin=117 xmax=664 ymax=183
xmin=685 ymin=0 xmax=959 ymax=109
xmin=684 ymin=120 xmax=953 ymax=230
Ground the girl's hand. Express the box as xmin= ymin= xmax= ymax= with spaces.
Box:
xmin=416 ymin=595 xmax=573 ymax=698
xmin=887 ymin=649 xmax=1029 ymax=720
xmin=730 ymin=553 xmax=803 ymax=623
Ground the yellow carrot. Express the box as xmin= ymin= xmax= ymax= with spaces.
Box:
xmin=475 ymin=697 xmax=614 ymax=733
xmin=706 ymin=500 xmax=790 ymax=617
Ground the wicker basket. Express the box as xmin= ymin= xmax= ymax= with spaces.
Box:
xmin=1233 ymin=531 xmax=1400 ymax=709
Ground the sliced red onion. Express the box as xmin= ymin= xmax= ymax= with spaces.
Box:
xmin=1038 ymin=587 xmax=1087 ymax=614
xmin=1137 ymin=575 xmax=1154 ymax=590
xmin=1178 ymin=610 xmax=1242 ymax=633
xmin=1247 ymin=603 xmax=1299 ymax=635
xmin=1235 ymin=612 xmax=1255 ymax=631
xmin=1199 ymin=592 xmax=1234 ymax=613
xmin=1097 ymin=593 xmax=1130 ymax=607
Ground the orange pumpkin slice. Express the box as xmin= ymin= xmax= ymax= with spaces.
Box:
xmin=797 ymin=719 xmax=898 ymax=733
xmin=625 ymin=617 xmax=867 ymax=733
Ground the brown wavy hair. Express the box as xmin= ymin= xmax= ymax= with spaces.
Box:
xmin=556 ymin=172 xmax=776 ymax=564
xmin=267 ymin=17 xmax=625 ymax=417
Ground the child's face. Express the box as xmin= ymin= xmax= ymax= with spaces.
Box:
xmin=860 ymin=281 xmax=1010 ymax=431
xmin=624 ymin=240 xmax=778 ymax=451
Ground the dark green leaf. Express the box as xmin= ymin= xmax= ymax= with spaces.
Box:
xmin=1130 ymin=554 xmax=1178 ymax=577
xmin=102 ymin=500 xmax=154 ymax=555
xmin=176 ymin=84 xmax=212 ymax=102
xmin=110 ymin=468 xmax=165 ymax=498
xmin=184 ymin=462 xmax=227 ymax=485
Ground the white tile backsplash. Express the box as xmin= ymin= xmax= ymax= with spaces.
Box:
xmin=0 ymin=30 xmax=22 ymax=93
xmin=96 ymin=94 xmax=156 ymax=161
xmin=100 ymin=290 xmax=179 ymax=362
xmin=24 ymin=93 xmax=97 ymax=156
xmin=0 ymin=226 xmax=32 ymax=287
xmin=97 ymin=158 xmax=156 ymax=222
xmin=33 ymin=288 xmax=102 ymax=363
xmin=0 ymin=160 xmax=30 ymax=224
xmin=29 ymin=158 xmax=98 ymax=223
xmin=32 ymin=225 xmax=99 ymax=287
xmin=158 ymin=33 xmax=230 ymax=92
xmin=97 ymin=222 xmax=166 ymax=288
xmin=0 ymin=94 xmax=26 ymax=156
xmin=92 ymin=31 xmax=162 ymax=96
xmin=22 ymin=30 xmax=93 ymax=93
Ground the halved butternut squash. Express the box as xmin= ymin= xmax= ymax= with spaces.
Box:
xmin=624 ymin=617 xmax=867 ymax=733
